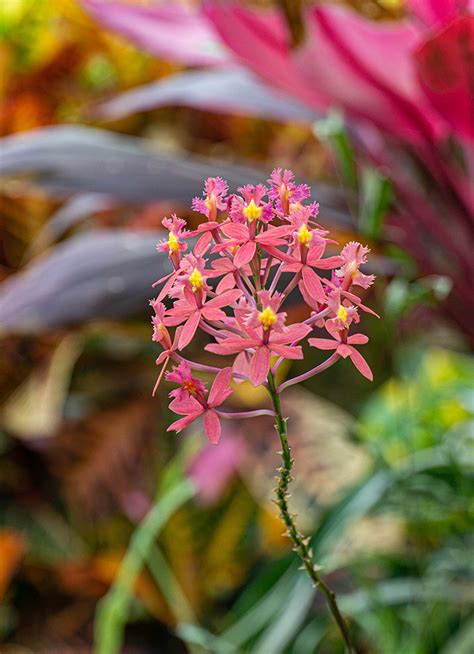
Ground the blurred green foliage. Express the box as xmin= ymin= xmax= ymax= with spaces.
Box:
xmin=0 ymin=2 xmax=472 ymax=653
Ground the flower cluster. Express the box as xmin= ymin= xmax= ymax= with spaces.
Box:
xmin=151 ymin=170 xmax=377 ymax=444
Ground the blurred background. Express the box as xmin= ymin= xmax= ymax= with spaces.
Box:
xmin=0 ymin=1 xmax=473 ymax=653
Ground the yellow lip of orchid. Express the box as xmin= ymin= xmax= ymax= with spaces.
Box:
xmin=204 ymin=192 xmax=216 ymax=211
xmin=243 ymin=198 xmax=263 ymax=222
xmin=297 ymin=223 xmax=312 ymax=247
xmin=167 ymin=232 xmax=180 ymax=253
xmin=258 ymin=306 xmax=278 ymax=330
xmin=188 ymin=268 xmax=204 ymax=291
xmin=337 ymin=304 xmax=349 ymax=327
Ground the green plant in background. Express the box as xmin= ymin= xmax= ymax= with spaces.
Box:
xmin=169 ymin=347 xmax=473 ymax=653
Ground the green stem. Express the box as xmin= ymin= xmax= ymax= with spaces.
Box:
xmin=266 ymin=372 xmax=356 ymax=653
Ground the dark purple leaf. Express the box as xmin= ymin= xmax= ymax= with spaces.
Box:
xmin=96 ymin=68 xmax=318 ymax=123
xmin=30 ymin=193 xmax=115 ymax=253
xmin=0 ymin=126 xmax=352 ymax=227
xmin=0 ymin=230 xmax=165 ymax=332
xmin=0 ymin=126 xmax=268 ymax=202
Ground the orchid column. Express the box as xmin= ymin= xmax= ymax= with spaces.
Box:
xmin=151 ymin=170 xmax=377 ymax=652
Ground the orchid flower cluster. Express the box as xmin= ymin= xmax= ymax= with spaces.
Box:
xmin=151 ymin=170 xmax=376 ymax=650
xmin=150 ymin=170 xmax=376 ymax=445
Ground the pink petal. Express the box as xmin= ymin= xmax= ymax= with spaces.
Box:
xmin=205 ymin=289 xmax=242 ymax=308
xmin=233 ymin=351 xmax=251 ymax=378
xmin=234 ymin=240 xmax=256 ymax=267
xmin=164 ymin=313 xmax=189 ymax=327
xmin=270 ymin=344 xmax=304 ymax=359
xmin=347 ymin=333 xmax=369 ymax=345
xmin=256 ymin=224 xmax=293 ymax=243
xmin=308 ymin=254 xmax=344 ymax=269
xmin=194 ymin=230 xmax=213 ymax=256
xmin=344 ymin=291 xmax=380 ymax=317
xmin=197 ymin=221 xmax=220 ymax=232
xmin=178 ymin=311 xmax=201 ymax=349
xmin=249 ymin=346 xmax=271 ymax=386
xmin=209 ymin=367 xmax=234 ymax=406
xmin=212 ymin=241 xmax=236 ymax=254
xmin=337 ymin=344 xmax=353 ymax=358
xmin=204 ymin=409 xmax=222 ymax=445
xmin=298 ymin=279 xmax=319 ymax=310
xmin=169 ymin=395 xmax=203 ymax=415
xmin=263 ymin=245 xmax=294 ymax=263
xmin=155 ymin=351 xmax=169 ymax=366
xmin=212 ymin=257 xmax=234 ymax=272
xmin=206 ymin=338 xmax=258 ymax=355
xmin=168 ymin=411 xmax=202 ymax=434
xmin=220 ymin=222 xmax=249 ymax=240
xmin=156 ymin=273 xmax=176 ymax=301
xmin=270 ymin=323 xmax=312 ymax=344
xmin=308 ymin=338 xmax=338 ymax=350
xmin=348 ymin=347 xmax=373 ymax=380
xmin=302 ymin=266 xmax=326 ymax=303
xmin=201 ymin=307 xmax=227 ymax=321
xmin=216 ymin=273 xmax=236 ymax=293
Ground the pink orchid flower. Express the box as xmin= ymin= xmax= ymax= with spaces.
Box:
xmin=192 ymin=176 xmax=229 ymax=220
xmin=229 ymin=184 xmax=273 ymax=224
xmin=209 ymin=255 xmax=251 ymax=293
xmin=213 ymin=222 xmax=293 ymax=268
xmin=168 ymin=366 xmax=234 ymax=444
xmin=150 ymin=173 xmax=377 ymax=415
xmin=309 ymin=327 xmax=373 ymax=381
xmin=154 ymin=215 xmax=192 ymax=300
xmin=166 ymin=287 xmax=242 ymax=350
xmin=275 ymin=224 xmax=343 ymax=304
xmin=206 ymin=291 xmax=311 ymax=386
xmin=150 ymin=299 xmax=183 ymax=395
xmin=268 ymin=168 xmax=311 ymax=215
xmin=148 ymin=171 xmax=378 ymax=641
xmin=335 ymin=241 xmax=376 ymax=290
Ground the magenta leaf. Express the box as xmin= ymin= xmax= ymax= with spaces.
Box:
xmin=415 ymin=16 xmax=474 ymax=141
xmin=82 ymin=0 xmax=229 ymax=66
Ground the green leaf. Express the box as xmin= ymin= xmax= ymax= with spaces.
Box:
xmin=313 ymin=112 xmax=358 ymax=190
xmin=94 ymin=477 xmax=196 ymax=654
xmin=442 ymin=618 xmax=474 ymax=654
xmin=358 ymin=167 xmax=392 ymax=239
xmin=291 ymin=619 xmax=327 ymax=654
xmin=251 ymin=576 xmax=314 ymax=654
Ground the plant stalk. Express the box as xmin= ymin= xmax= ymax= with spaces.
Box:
xmin=266 ymin=372 xmax=356 ymax=653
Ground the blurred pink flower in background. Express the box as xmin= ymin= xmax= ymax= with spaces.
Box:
xmin=187 ymin=431 xmax=244 ymax=505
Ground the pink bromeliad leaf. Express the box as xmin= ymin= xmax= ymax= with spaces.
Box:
xmin=204 ymin=1 xmax=328 ymax=111
xmin=82 ymin=0 xmax=230 ymax=66
xmin=206 ymin=1 xmax=445 ymax=143
xmin=407 ymin=0 xmax=472 ymax=29
xmin=299 ymin=5 xmax=445 ymax=143
xmin=415 ymin=16 xmax=474 ymax=141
